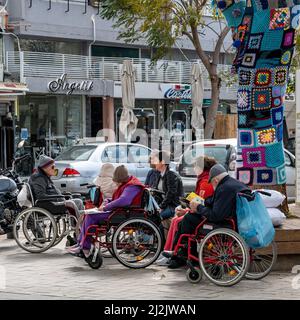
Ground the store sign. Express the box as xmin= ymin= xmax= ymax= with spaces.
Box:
xmin=164 ymin=85 xmax=191 ymax=100
xmin=47 ymin=74 xmax=93 ymax=95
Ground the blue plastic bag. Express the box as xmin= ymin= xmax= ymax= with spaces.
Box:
xmin=236 ymin=191 xmax=275 ymax=249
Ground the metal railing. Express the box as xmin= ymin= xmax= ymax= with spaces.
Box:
xmin=6 ymin=51 xmax=237 ymax=93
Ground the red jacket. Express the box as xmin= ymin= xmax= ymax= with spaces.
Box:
xmin=195 ymin=170 xmax=214 ymax=199
xmin=112 ymin=176 xmax=144 ymax=206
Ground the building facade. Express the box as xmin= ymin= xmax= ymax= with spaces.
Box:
xmin=2 ymin=0 xmax=238 ymax=167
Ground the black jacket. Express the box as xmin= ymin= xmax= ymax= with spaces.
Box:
xmin=197 ymin=175 xmax=250 ymax=223
xmin=29 ymin=168 xmax=62 ymax=200
xmin=155 ymin=168 xmax=184 ymax=209
xmin=145 ymin=169 xmax=160 ymax=188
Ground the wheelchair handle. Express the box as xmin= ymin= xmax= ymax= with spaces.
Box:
xmin=256 ymin=190 xmax=272 ymax=197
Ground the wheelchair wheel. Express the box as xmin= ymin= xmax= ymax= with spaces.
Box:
xmin=112 ymin=218 xmax=162 ymax=269
xmin=52 ymin=215 xmax=68 ymax=247
xmin=246 ymin=241 xmax=277 ymax=280
xmin=186 ymin=267 xmax=202 ymax=284
xmin=199 ymin=228 xmax=250 ymax=287
xmin=85 ymin=246 xmax=103 ymax=269
xmin=13 ymin=208 xmax=58 ymax=253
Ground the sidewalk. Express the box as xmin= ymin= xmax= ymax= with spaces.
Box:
xmin=0 ymin=238 xmax=300 ymax=300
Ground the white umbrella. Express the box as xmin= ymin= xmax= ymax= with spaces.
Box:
xmin=120 ymin=59 xmax=138 ymax=142
xmin=191 ymin=63 xmax=205 ymax=141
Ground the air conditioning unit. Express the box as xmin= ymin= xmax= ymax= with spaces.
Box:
xmin=164 ymin=62 xmax=180 ymax=83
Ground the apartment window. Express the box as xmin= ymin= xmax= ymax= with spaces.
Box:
xmin=92 ymin=45 xmax=139 ymax=58
xmin=16 ymin=39 xmax=83 ymax=55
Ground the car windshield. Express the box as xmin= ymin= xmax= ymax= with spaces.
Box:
xmin=181 ymin=144 xmax=231 ymax=176
xmin=55 ymin=145 xmax=97 ymax=161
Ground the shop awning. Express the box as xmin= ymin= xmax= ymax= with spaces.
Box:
xmin=0 ymin=82 xmax=29 ymax=96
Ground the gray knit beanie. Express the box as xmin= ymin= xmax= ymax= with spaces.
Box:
xmin=38 ymin=155 xmax=55 ymax=169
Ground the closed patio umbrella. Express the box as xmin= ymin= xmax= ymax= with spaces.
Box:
xmin=120 ymin=59 xmax=138 ymax=142
xmin=191 ymin=63 xmax=205 ymax=141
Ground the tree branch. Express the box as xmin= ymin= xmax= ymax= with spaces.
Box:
xmin=190 ymin=24 xmax=211 ymax=71
xmin=212 ymin=25 xmax=230 ymax=66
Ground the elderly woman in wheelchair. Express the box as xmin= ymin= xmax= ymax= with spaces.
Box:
xmin=13 ymin=155 xmax=84 ymax=253
xmin=66 ymin=165 xmax=162 ymax=269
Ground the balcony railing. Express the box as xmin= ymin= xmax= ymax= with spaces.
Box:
xmin=6 ymin=51 xmax=237 ymax=93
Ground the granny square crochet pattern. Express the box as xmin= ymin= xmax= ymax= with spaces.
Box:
xmin=281 ymin=50 xmax=292 ymax=65
xmin=282 ymin=29 xmax=295 ymax=47
xmin=241 ymin=53 xmax=257 ymax=67
xmin=242 ymin=147 xmax=266 ymax=167
xmin=273 ymin=66 xmax=288 ymax=85
xmin=269 ymin=8 xmax=290 ymax=30
xmin=247 ymin=33 xmax=264 ymax=49
xmin=238 ymin=89 xmax=252 ymax=110
xmin=277 ymin=163 xmax=287 ymax=184
xmin=254 ymin=167 xmax=277 ymax=185
xmin=252 ymin=87 xmax=272 ymax=110
xmin=215 ymin=0 xmax=298 ymax=185
xmin=237 ymin=167 xmax=254 ymax=184
xmin=239 ymin=129 xmax=255 ymax=147
xmin=239 ymin=68 xmax=253 ymax=86
xmin=254 ymin=69 xmax=272 ymax=86
xmin=256 ymin=127 xmax=277 ymax=145
xmin=271 ymin=105 xmax=284 ymax=125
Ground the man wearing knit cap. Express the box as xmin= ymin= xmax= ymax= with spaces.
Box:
xmin=29 ymin=155 xmax=84 ymax=219
xmin=168 ymin=164 xmax=250 ymax=269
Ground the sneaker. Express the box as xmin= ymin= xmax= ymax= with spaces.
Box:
xmin=66 ymin=245 xmax=81 ymax=255
xmin=155 ymin=256 xmax=170 ymax=266
xmin=162 ymin=251 xmax=173 ymax=259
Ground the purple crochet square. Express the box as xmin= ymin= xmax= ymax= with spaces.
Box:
xmin=242 ymin=147 xmax=266 ymax=168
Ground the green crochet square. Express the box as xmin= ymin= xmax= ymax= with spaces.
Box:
xmin=251 ymin=10 xmax=271 ymax=33
xmin=261 ymin=29 xmax=284 ymax=51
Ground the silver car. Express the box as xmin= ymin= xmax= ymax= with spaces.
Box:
xmin=52 ymin=142 xmax=152 ymax=194
xmin=177 ymin=138 xmax=296 ymax=201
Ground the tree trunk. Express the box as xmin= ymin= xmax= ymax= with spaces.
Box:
xmin=204 ymin=73 xmax=220 ymax=139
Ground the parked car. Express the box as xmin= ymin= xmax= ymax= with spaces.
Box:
xmin=51 ymin=142 xmax=152 ymax=194
xmin=176 ymin=138 xmax=296 ymax=202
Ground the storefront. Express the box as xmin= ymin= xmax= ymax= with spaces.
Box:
xmin=0 ymin=82 xmax=28 ymax=169
xmin=16 ymin=74 xmax=113 ymax=168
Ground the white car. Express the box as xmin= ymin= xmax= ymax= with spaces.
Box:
xmin=52 ymin=142 xmax=152 ymax=194
xmin=177 ymin=138 xmax=296 ymax=201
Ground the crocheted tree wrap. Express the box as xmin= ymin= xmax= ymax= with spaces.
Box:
xmin=214 ymin=0 xmax=300 ymax=185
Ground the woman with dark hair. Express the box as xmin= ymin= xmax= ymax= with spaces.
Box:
xmin=156 ymin=156 xmax=216 ymax=265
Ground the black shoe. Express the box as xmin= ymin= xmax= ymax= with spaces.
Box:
xmin=168 ymin=257 xmax=186 ymax=269
xmin=66 ymin=235 xmax=77 ymax=247
xmin=162 ymin=251 xmax=173 ymax=259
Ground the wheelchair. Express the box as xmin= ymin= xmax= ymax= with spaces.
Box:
xmin=13 ymin=182 xmax=81 ymax=253
xmin=78 ymin=188 xmax=163 ymax=270
xmin=173 ymin=191 xmax=277 ymax=287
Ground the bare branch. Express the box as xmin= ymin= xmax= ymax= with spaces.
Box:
xmin=212 ymin=26 xmax=230 ymax=65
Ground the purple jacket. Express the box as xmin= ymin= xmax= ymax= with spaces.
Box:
xmin=103 ymin=185 xmax=141 ymax=211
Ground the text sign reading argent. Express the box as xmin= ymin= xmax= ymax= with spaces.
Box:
xmin=47 ymin=74 xmax=93 ymax=95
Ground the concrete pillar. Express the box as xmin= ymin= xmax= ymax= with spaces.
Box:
xmin=102 ymin=97 xmax=115 ymax=142
xmin=295 ymin=70 xmax=300 ymax=205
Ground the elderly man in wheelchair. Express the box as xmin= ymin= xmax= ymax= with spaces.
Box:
xmin=13 ymin=155 xmax=84 ymax=253
xmin=161 ymin=164 xmax=254 ymax=285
